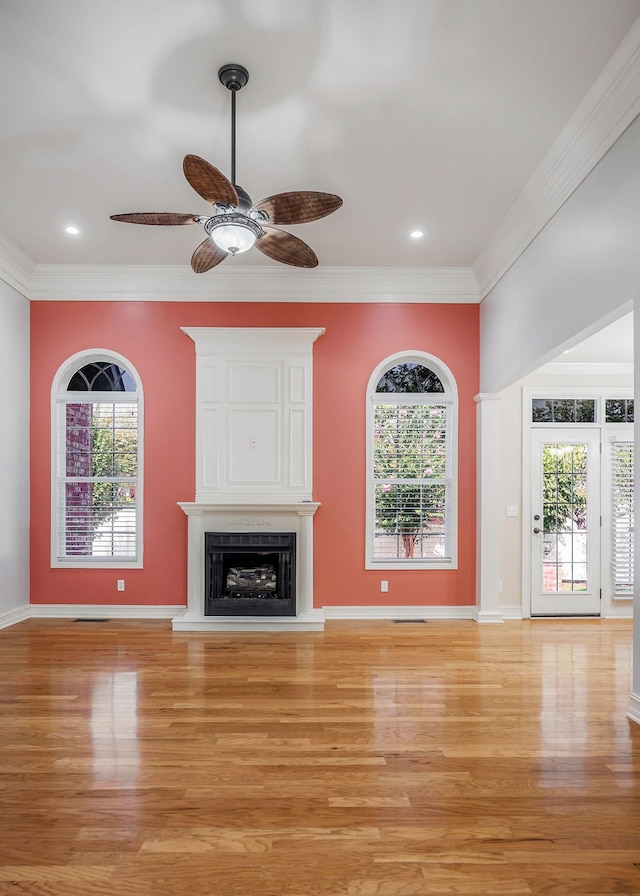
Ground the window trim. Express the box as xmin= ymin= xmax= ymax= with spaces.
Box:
xmin=365 ymin=351 xmax=458 ymax=570
xmin=50 ymin=349 xmax=144 ymax=569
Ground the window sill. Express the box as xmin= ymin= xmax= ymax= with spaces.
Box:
xmin=366 ymin=559 xmax=457 ymax=571
xmin=51 ymin=558 xmax=143 ymax=570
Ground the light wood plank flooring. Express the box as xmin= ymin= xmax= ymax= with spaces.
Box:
xmin=0 ymin=617 xmax=639 ymax=895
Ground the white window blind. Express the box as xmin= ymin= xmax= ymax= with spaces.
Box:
xmin=372 ymin=401 xmax=452 ymax=562
xmin=611 ymin=440 xmax=634 ymax=595
xmin=57 ymin=397 xmax=139 ymax=562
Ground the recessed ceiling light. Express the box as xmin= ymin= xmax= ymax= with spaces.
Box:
xmin=410 ymin=230 xmax=424 ymax=239
xmin=65 ymin=225 xmax=80 ymax=235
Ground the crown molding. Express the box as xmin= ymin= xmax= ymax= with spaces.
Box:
xmin=474 ymin=16 xmax=640 ymax=298
xmin=25 ymin=263 xmax=480 ymax=303
xmin=0 ymin=232 xmax=35 ymax=298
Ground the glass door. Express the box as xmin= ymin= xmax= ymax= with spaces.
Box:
xmin=530 ymin=429 xmax=601 ymax=616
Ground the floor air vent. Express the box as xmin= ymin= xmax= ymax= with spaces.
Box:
xmin=74 ymin=618 xmax=110 ymax=623
xmin=392 ymin=619 xmax=426 ymax=624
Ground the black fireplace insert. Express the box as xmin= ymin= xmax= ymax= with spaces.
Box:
xmin=205 ymin=532 xmax=296 ymax=616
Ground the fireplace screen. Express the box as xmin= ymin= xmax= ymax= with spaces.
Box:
xmin=205 ymin=532 xmax=296 ymax=616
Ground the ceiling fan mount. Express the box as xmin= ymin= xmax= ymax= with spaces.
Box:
xmin=110 ymin=62 xmax=342 ymax=272
xmin=218 ymin=63 xmax=249 ymax=92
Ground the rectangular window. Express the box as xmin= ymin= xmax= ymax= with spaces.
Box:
xmin=531 ymin=398 xmax=596 ymax=423
xmin=372 ymin=403 xmax=451 ymax=562
xmin=611 ymin=441 xmax=634 ymax=595
xmin=57 ymin=398 xmax=139 ymax=562
xmin=605 ymin=398 xmax=634 ymax=423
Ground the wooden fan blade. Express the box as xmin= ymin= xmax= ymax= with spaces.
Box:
xmin=191 ymin=237 xmax=228 ymax=273
xmin=183 ymin=155 xmax=238 ymax=207
xmin=110 ymin=212 xmax=198 ymax=225
xmin=256 ymin=227 xmax=318 ymax=268
xmin=250 ymin=191 xmax=342 ymax=225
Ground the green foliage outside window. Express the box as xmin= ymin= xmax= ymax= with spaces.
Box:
xmin=90 ymin=403 xmax=138 ymax=527
xmin=374 ymin=403 xmax=447 ymax=558
xmin=542 ymin=444 xmax=587 ymax=534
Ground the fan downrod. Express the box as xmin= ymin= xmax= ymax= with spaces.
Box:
xmin=218 ymin=64 xmax=249 ymax=91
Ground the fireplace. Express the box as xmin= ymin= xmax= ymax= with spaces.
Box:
xmin=175 ymin=502 xmax=322 ymax=631
xmin=174 ymin=327 xmax=325 ymax=632
xmin=205 ymin=532 xmax=296 ymax=616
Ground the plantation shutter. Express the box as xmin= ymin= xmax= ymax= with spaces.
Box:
xmin=372 ymin=401 xmax=451 ymax=561
xmin=57 ymin=393 xmax=139 ymax=563
xmin=611 ymin=440 xmax=634 ymax=595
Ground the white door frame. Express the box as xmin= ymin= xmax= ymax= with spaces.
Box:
xmin=521 ymin=387 xmax=633 ymax=619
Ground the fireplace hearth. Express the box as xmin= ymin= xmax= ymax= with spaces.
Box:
xmin=205 ymin=532 xmax=296 ymax=616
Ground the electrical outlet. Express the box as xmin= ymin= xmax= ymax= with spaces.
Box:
xmin=117 ymin=579 xmax=125 ymax=592
xmin=380 ymin=580 xmax=388 ymax=593
xmin=506 ymin=505 xmax=518 ymax=517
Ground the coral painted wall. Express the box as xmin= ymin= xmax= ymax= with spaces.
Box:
xmin=30 ymin=301 xmax=479 ymax=608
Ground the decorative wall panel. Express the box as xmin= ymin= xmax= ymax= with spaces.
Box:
xmin=183 ymin=327 xmax=324 ymax=503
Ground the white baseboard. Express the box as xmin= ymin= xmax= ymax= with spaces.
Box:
xmin=500 ymin=604 xmax=524 ymax=620
xmin=0 ymin=604 xmax=31 ymax=629
xmin=322 ymin=605 xmax=475 ymax=621
xmin=628 ymin=692 xmax=640 ymax=726
xmin=472 ymin=608 xmax=505 ymax=624
xmin=29 ymin=604 xmax=185 ymax=620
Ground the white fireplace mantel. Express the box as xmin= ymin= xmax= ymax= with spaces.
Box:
xmin=172 ymin=502 xmax=324 ymax=632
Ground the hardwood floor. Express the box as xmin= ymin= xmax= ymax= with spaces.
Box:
xmin=0 ymin=617 xmax=639 ymax=895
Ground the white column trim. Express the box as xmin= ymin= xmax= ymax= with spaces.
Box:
xmin=474 ymin=393 xmax=504 ymax=623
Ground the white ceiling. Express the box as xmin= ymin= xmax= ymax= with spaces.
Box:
xmin=2 ymin=0 xmax=640 ymax=270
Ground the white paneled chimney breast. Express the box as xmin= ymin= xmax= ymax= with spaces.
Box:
xmin=174 ymin=328 xmax=325 ymax=632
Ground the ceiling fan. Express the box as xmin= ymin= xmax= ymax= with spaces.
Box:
xmin=111 ymin=64 xmax=343 ymax=272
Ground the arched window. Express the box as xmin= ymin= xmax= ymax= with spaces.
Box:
xmin=366 ymin=352 xmax=458 ymax=569
xmin=51 ymin=351 xmax=143 ymax=568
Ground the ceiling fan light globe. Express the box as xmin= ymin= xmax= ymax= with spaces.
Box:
xmin=210 ymin=224 xmax=256 ymax=254
xmin=204 ymin=213 xmax=262 ymax=256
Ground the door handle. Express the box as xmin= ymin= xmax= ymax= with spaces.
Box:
xmin=533 ymin=527 xmax=541 ymax=534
